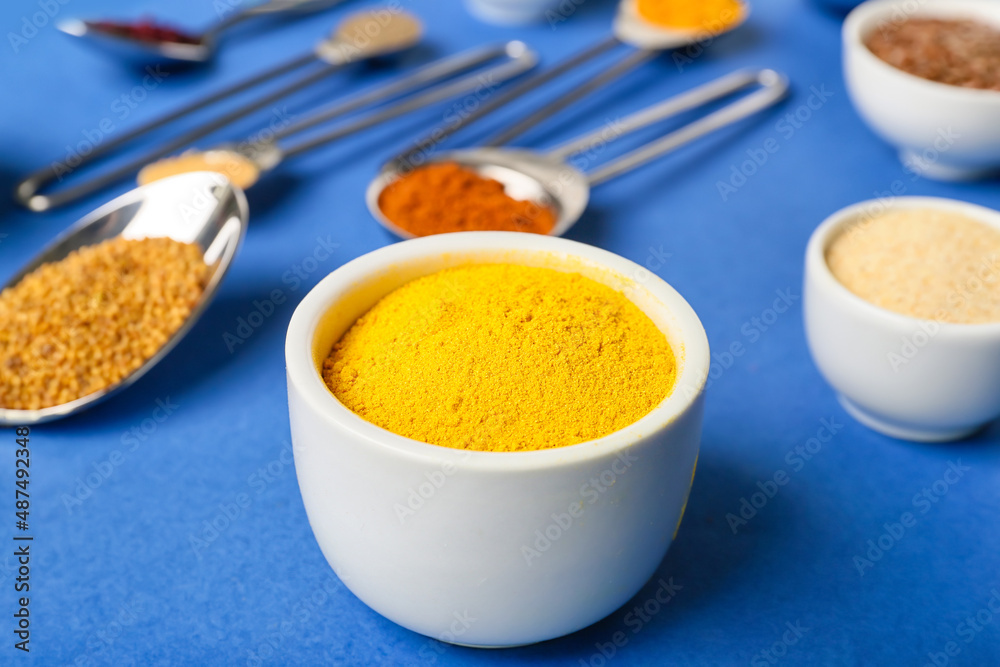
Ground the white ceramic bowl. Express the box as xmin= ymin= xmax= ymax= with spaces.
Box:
xmin=463 ymin=0 xmax=560 ymax=25
xmin=843 ymin=0 xmax=1000 ymax=180
xmin=804 ymin=197 xmax=1000 ymax=442
xmin=285 ymin=232 xmax=709 ymax=646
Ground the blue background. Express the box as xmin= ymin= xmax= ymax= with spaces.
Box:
xmin=2 ymin=0 xmax=999 ymax=664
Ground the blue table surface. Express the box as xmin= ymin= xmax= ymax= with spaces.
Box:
xmin=2 ymin=0 xmax=999 ymax=664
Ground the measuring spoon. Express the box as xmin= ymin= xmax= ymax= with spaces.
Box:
xmin=58 ymin=0 xmax=348 ymax=64
xmin=367 ymin=69 xmax=787 ymax=239
xmin=390 ymin=3 xmax=750 ymax=169
xmin=17 ymin=10 xmax=423 ymax=212
xmin=0 ymin=173 xmax=247 ymax=426
xmin=135 ymin=42 xmax=536 ymax=190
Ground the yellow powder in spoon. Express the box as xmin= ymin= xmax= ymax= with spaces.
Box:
xmin=827 ymin=208 xmax=1000 ymax=324
xmin=0 ymin=236 xmax=208 ymax=410
xmin=322 ymin=264 xmax=677 ymax=452
xmin=636 ymin=0 xmax=743 ymax=32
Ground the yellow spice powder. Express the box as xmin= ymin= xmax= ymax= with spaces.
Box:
xmin=322 ymin=264 xmax=677 ymax=452
xmin=636 ymin=0 xmax=743 ymax=32
xmin=826 ymin=208 xmax=1000 ymax=324
xmin=0 ymin=236 xmax=208 ymax=410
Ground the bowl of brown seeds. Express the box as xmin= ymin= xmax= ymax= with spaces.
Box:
xmin=844 ymin=0 xmax=1000 ymax=180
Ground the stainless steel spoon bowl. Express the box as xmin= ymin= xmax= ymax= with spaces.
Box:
xmin=0 ymin=172 xmax=248 ymax=425
xmin=18 ymin=9 xmax=424 ymax=213
xmin=57 ymin=0 xmax=348 ymax=65
xmin=612 ymin=0 xmax=750 ymax=50
xmin=367 ymin=69 xmax=788 ymax=239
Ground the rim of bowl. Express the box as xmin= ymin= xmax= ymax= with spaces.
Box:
xmin=844 ymin=0 xmax=1000 ymax=102
xmin=807 ymin=196 xmax=1000 ymax=336
xmin=285 ymin=232 xmax=710 ymax=471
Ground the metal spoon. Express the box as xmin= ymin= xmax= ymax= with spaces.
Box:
xmin=368 ymin=69 xmax=787 ymax=239
xmin=57 ymin=0 xmax=348 ymax=64
xmin=613 ymin=0 xmax=750 ymax=50
xmin=389 ymin=3 xmax=750 ymax=169
xmin=17 ymin=10 xmax=423 ymax=213
xmin=0 ymin=173 xmax=247 ymax=426
xmin=135 ymin=42 xmax=536 ymax=191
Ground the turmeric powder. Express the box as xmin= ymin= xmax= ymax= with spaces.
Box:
xmin=377 ymin=162 xmax=557 ymax=236
xmin=636 ymin=0 xmax=744 ymax=32
xmin=322 ymin=264 xmax=677 ymax=452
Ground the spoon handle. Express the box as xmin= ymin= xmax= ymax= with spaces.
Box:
xmin=204 ymin=0 xmax=348 ymax=40
xmin=486 ymin=48 xmax=656 ymax=148
xmin=282 ymin=42 xmax=538 ymax=159
xmin=14 ymin=53 xmax=320 ymax=211
xmin=389 ymin=35 xmax=619 ymax=170
xmin=279 ymin=42 xmax=536 ymax=157
xmin=575 ymin=69 xmax=789 ymax=186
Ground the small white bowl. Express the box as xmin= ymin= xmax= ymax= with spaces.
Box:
xmin=285 ymin=232 xmax=709 ymax=646
xmin=843 ymin=0 xmax=1000 ymax=180
xmin=463 ymin=0 xmax=560 ymax=25
xmin=804 ymin=197 xmax=1000 ymax=442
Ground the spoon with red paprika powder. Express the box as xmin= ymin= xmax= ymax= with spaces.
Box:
xmin=368 ymin=69 xmax=788 ymax=239
xmin=58 ymin=0 xmax=347 ymax=65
